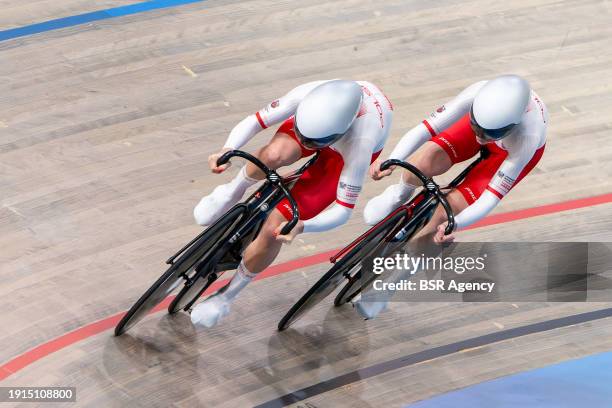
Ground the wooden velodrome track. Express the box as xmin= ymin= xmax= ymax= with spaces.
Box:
xmin=1 ymin=0 xmax=612 ymax=406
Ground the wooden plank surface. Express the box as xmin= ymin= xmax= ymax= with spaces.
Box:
xmin=0 ymin=0 xmax=143 ymax=30
xmin=1 ymin=0 xmax=611 ymax=406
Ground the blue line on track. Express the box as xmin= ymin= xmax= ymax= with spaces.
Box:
xmin=0 ymin=0 xmax=204 ymax=42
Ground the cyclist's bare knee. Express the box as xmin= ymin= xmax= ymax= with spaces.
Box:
xmin=255 ymin=209 xmax=288 ymax=245
xmin=403 ymin=142 xmax=452 ymax=186
xmin=247 ymin=133 xmax=302 ymax=178
xmin=446 ymin=189 xmax=469 ymax=214
xmin=242 ymin=209 xmax=286 ymax=273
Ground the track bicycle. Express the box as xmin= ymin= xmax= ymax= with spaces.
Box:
xmin=114 ymin=150 xmax=319 ymax=336
xmin=278 ymin=148 xmax=488 ymax=330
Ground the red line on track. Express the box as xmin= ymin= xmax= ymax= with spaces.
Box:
xmin=465 ymin=193 xmax=612 ymax=230
xmin=1 ymin=193 xmax=611 ymax=381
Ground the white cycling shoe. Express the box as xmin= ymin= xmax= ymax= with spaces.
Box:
xmin=352 ymin=294 xmax=389 ymax=320
xmin=190 ymin=292 xmax=231 ymax=328
xmin=193 ymin=184 xmax=242 ymax=226
xmin=193 ymin=166 xmax=257 ymax=226
xmin=363 ymin=183 xmax=414 ymax=226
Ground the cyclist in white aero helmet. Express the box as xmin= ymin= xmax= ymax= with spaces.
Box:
xmin=365 ymin=74 xmax=547 ymax=244
xmin=355 ymin=74 xmax=547 ymax=320
xmin=195 ymin=80 xmax=365 ymax=228
xmin=470 ymin=75 xmax=531 ymax=142
xmin=294 ymin=80 xmax=363 ymax=149
xmin=191 ymin=79 xmax=394 ymax=328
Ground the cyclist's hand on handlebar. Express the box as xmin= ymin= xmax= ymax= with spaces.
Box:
xmin=208 ymin=148 xmax=232 ymax=174
xmin=434 ymin=222 xmax=455 ymax=245
xmin=370 ymin=159 xmax=394 ymax=180
xmin=274 ymin=221 xmax=304 ymax=244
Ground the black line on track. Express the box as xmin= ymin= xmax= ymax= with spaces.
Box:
xmin=255 ymin=307 xmax=612 ymax=407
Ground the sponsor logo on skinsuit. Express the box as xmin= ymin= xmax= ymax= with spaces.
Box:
xmin=264 ymin=100 xmax=280 ymax=114
xmin=338 ymin=182 xmax=361 ymax=203
xmin=491 ymin=172 xmax=516 ymax=195
xmin=339 ymin=182 xmax=361 ymax=193
xmin=438 ymin=137 xmax=458 ymax=159
xmin=463 ymin=187 xmax=477 ymax=201
xmin=534 ymin=95 xmax=546 ymax=123
xmin=430 ymin=105 xmax=446 ymax=120
xmin=374 ymin=100 xmax=384 ymax=128
xmin=361 ymin=85 xmax=386 ymax=127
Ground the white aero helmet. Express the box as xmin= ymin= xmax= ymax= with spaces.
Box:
xmin=294 ymin=80 xmax=363 ymax=149
xmin=470 ymin=75 xmax=530 ymax=141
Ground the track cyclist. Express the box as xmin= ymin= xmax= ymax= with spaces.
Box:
xmin=190 ymin=80 xmax=394 ymax=328
xmin=365 ymin=74 xmax=547 ymax=244
xmin=355 ymin=75 xmax=547 ymax=319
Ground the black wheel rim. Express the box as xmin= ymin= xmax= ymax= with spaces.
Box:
xmin=117 ymin=269 xmax=184 ymax=334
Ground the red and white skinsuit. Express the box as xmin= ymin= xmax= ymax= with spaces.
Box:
xmin=376 ymin=80 xmax=548 ymax=229
xmin=222 ymin=80 xmax=394 ymax=233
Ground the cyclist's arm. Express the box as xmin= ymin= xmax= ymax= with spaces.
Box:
xmin=453 ymin=190 xmax=500 ymax=229
xmin=301 ymin=204 xmax=352 ymax=233
xmin=303 ymin=137 xmax=373 ymax=233
xmin=223 ymin=81 xmax=326 ymax=149
xmin=454 ymin=142 xmax=535 ymax=230
xmin=388 ymin=81 xmax=487 ymax=160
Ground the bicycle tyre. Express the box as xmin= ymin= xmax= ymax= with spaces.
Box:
xmin=175 ymin=218 xmax=264 ymax=313
xmin=114 ymin=263 xmax=185 ymax=336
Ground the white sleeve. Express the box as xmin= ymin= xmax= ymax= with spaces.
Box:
xmin=488 ymin=138 xmax=538 ymax=198
xmin=222 ymin=81 xmax=326 ymax=150
xmin=302 ymin=203 xmax=352 ymax=233
xmin=425 ymin=80 xmax=486 ymax=135
xmin=454 ymin=190 xmax=500 ymax=230
xmin=386 ymin=81 xmax=487 ymax=160
xmin=387 ymin=122 xmax=433 ymax=160
xmin=335 ymin=138 xmax=373 ymax=207
xmin=223 ymin=115 xmax=262 ymax=149
xmin=302 ymin=137 xmax=374 ymax=233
